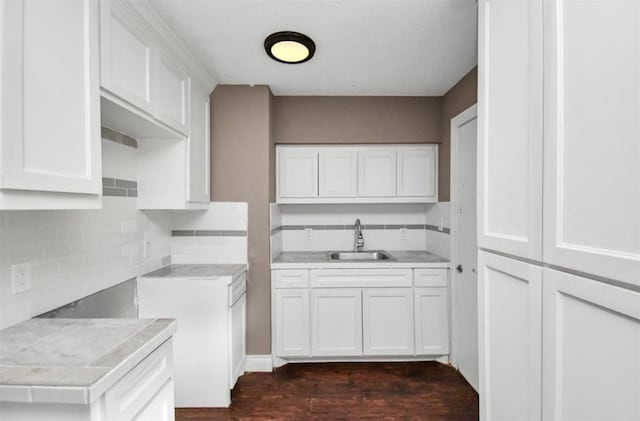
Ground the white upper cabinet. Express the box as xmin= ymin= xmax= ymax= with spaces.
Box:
xmin=277 ymin=145 xmax=437 ymax=204
xmin=358 ymin=148 xmax=396 ymax=197
xmin=542 ymin=0 xmax=640 ymax=284
xmin=186 ymin=81 xmax=210 ymax=203
xmin=318 ymin=149 xmax=357 ymax=198
xmin=478 ymin=0 xmax=543 ymax=260
xmin=100 ymin=0 xmax=154 ymax=114
xmin=277 ymin=148 xmax=318 ymax=198
xmin=154 ymin=52 xmax=190 ymax=135
xmin=397 ymin=146 xmax=437 ymax=199
xmin=0 ymin=0 xmax=102 ymax=209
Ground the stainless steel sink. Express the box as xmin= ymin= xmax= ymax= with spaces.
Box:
xmin=329 ymin=251 xmax=393 ymax=261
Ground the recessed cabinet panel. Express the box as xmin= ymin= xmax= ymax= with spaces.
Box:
xmin=542 ymin=268 xmax=640 ymax=421
xmin=155 ymin=53 xmax=189 ymax=135
xmin=478 ymin=251 xmax=542 ymax=421
xmin=543 ymin=0 xmax=640 ymax=283
xmin=1 ymin=0 xmax=101 ymax=198
xmin=100 ymin=0 xmax=154 ymax=113
xmin=318 ymin=149 xmax=357 ymax=197
xmin=363 ymin=288 xmax=414 ymax=355
xmin=187 ymin=83 xmax=210 ymax=203
xmin=414 ymin=288 xmax=449 ymax=355
xmin=275 ymin=289 xmax=310 ymax=357
xmin=358 ymin=149 xmax=396 ymax=197
xmin=397 ymin=147 xmax=437 ymax=199
xmin=277 ymin=148 xmax=318 ymax=198
xmin=311 ymin=289 xmax=362 ymax=356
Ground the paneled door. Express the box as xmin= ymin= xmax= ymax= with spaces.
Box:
xmin=277 ymin=148 xmax=318 ymax=198
xmin=396 ymin=146 xmax=437 ymax=199
xmin=311 ymin=289 xmax=362 ymax=356
xmin=477 ymin=0 xmax=543 ymax=260
xmin=274 ymin=289 xmax=310 ymax=357
xmin=542 ymin=0 xmax=640 ymax=284
xmin=358 ymin=149 xmax=396 ymax=197
xmin=478 ymin=251 xmax=542 ymax=421
xmin=542 ymin=268 xmax=640 ymax=421
xmin=187 ymin=81 xmax=210 ymax=203
xmin=154 ymin=52 xmax=190 ymax=135
xmin=362 ymin=288 xmax=414 ymax=356
xmin=1 ymin=0 xmax=101 ymax=194
xmin=318 ymin=149 xmax=357 ymax=197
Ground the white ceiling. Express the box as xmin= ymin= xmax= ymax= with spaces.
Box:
xmin=149 ymin=0 xmax=478 ymax=96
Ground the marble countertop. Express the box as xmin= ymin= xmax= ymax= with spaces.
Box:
xmin=0 ymin=318 xmax=176 ymax=405
xmin=272 ymin=250 xmax=449 ymax=269
xmin=141 ymin=263 xmax=247 ymax=279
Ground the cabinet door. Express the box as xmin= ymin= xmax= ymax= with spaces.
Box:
xmin=477 ymin=0 xmax=543 ymax=260
xmin=363 ymin=288 xmax=414 ymax=355
xmin=478 ymin=251 xmax=542 ymax=421
xmin=311 ymin=289 xmax=362 ymax=356
xmin=230 ymin=293 xmax=246 ymax=388
xmin=277 ymin=148 xmax=318 ymax=199
xmin=542 ymin=268 xmax=640 ymax=421
xmin=187 ymin=83 xmax=210 ymax=203
xmin=1 ymin=0 xmax=101 ymax=195
xmin=318 ymin=149 xmax=357 ymax=197
xmin=414 ymin=287 xmax=449 ymax=356
xmin=358 ymin=149 xmax=396 ymax=197
xmin=132 ymin=379 xmax=175 ymax=421
xmin=100 ymin=0 xmax=154 ymax=114
xmin=542 ymin=0 xmax=640 ymax=284
xmin=396 ymin=146 xmax=437 ymax=200
xmin=154 ymin=52 xmax=189 ymax=135
xmin=274 ymin=289 xmax=310 ymax=357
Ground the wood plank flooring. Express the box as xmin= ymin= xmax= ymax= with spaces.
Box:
xmin=176 ymin=362 xmax=478 ymax=420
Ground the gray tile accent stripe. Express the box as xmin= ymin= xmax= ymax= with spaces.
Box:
xmin=172 ymin=230 xmax=247 ymax=237
xmin=103 ymin=178 xmax=137 ymax=198
xmin=101 ymin=126 xmax=138 ymax=148
xmin=271 ymin=224 xmax=451 ymax=235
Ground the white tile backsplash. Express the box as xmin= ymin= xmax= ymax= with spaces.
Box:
xmin=170 ymin=237 xmax=248 ymax=264
xmin=279 ymin=203 xmax=429 ymax=226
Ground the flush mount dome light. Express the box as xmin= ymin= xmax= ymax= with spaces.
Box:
xmin=264 ymin=31 xmax=315 ymax=64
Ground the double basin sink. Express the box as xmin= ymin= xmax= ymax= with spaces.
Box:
xmin=329 ymin=251 xmax=394 ymax=262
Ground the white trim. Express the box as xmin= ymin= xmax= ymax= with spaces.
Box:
xmin=449 ymin=103 xmax=478 ymax=375
xmin=244 ymin=355 xmax=273 ymax=372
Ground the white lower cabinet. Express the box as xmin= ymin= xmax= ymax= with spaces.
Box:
xmin=363 ymin=288 xmax=414 ymax=355
xmin=311 ymin=288 xmax=363 ymax=356
xmin=272 ymin=267 xmax=449 ymax=360
xmin=132 ymin=379 xmax=175 ymax=421
xmin=478 ymin=251 xmax=542 ymax=421
xmin=542 ymin=268 xmax=640 ymax=421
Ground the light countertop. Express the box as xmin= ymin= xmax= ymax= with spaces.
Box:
xmin=271 ymin=250 xmax=449 ymax=269
xmin=141 ymin=264 xmax=247 ymax=280
xmin=0 ymin=318 xmax=176 ymax=405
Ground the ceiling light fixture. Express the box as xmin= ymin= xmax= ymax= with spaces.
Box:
xmin=264 ymin=31 xmax=315 ymax=64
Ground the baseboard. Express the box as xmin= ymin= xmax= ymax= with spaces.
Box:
xmin=244 ymin=354 xmax=273 ymax=372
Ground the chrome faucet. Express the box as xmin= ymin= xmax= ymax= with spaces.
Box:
xmin=354 ymin=218 xmax=364 ymax=252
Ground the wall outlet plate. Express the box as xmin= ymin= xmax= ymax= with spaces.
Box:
xmin=12 ymin=262 xmax=32 ymax=294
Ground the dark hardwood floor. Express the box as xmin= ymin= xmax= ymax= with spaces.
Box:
xmin=176 ymin=362 xmax=479 ymax=420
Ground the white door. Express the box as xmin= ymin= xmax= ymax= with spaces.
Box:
xmin=451 ymin=105 xmax=479 ymax=390
xmin=542 ymin=0 xmax=640 ymax=284
xmin=478 ymin=251 xmax=542 ymax=421
xmin=100 ymin=0 xmax=154 ymax=113
xmin=358 ymin=149 xmax=396 ymax=197
xmin=1 ymin=0 xmax=101 ymax=194
xmin=318 ymin=149 xmax=357 ymax=197
xmin=362 ymin=288 xmax=414 ymax=356
xmin=414 ymin=287 xmax=449 ymax=355
xmin=274 ymin=289 xmax=310 ymax=357
xmin=277 ymin=147 xmax=318 ymax=199
xmin=542 ymin=268 xmax=640 ymax=421
xmin=187 ymin=82 xmax=210 ymax=203
xmin=230 ymin=293 xmax=246 ymax=388
xmin=396 ymin=146 xmax=438 ymax=199
xmin=311 ymin=289 xmax=362 ymax=356
xmin=154 ymin=52 xmax=189 ymax=135
xmin=477 ymin=0 xmax=543 ymax=261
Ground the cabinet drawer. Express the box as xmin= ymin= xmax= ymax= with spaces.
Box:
xmin=414 ymin=268 xmax=448 ymax=287
xmin=273 ymin=269 xmax=310 ymax=288
xmin=311 ymin=268 xmax=412 ymax=288
xmin=229 ymin=273 xmax=247 ymax=306
xmin=105 ymin=339 xmax=173 ymax=421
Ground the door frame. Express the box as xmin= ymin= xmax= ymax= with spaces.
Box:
xmin=449 ymin=103 xmax=478 ymax=388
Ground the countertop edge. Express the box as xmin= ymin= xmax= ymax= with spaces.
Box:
xmin=139 ymin=264 xmax=248 ymax=281
xmin=271 ymin=262 xmax=450 ymax=270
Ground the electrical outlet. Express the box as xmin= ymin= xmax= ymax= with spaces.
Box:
xmin=400 ymin=227 xmax=408 ymax=240
xmin=12 ymin=262 xmax=31 ymax=294
xmin=305 ymin=228 xmax=313 ymax=240
xmin=143 ymin=241 xmax=151 ymax=259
